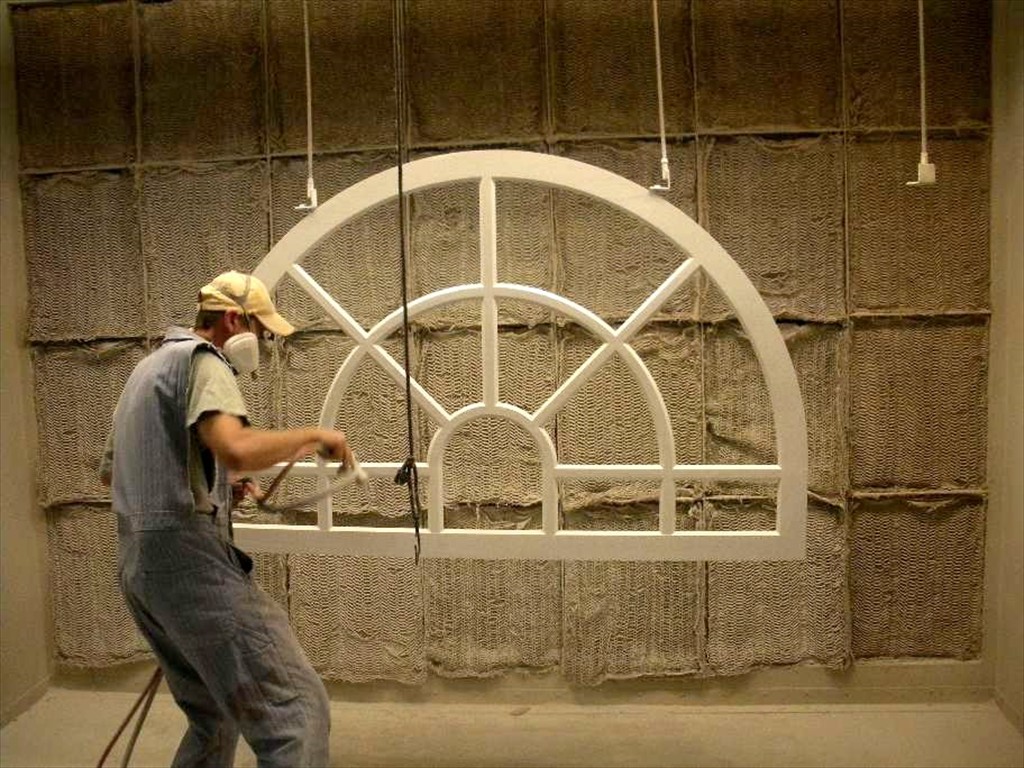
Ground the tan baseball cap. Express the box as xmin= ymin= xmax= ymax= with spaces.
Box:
xmin=197 ymin=270 xmax=295 ymax=337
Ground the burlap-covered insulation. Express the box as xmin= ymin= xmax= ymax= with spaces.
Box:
xmin=563 ymin=561 xmax=701 ymax=686
xmin=424 ymin=559 xmax=561 ymax=677
xmin=705 ymin=499 xmax=850 ymax=675
xmin=33 ymin=342 xmax=146 ymax=506
xmin=549 ymin=0 xmax=692 ymax=136
xmin=704 ymin=322 xmax=847 ymax=499
xmin=235 ymin=343 xmax=283 ymax=434
xmin=274 ymin=155 xmax=562 ymax=332
xmin=419 ymin=327 xmax=559 ymax=508
xmin=142 ymin=162 xmax=271 ymax=334
xmin=13 ymin=0 xmax=993 ymax=683
xmin=843 ymin=0 xmax=990 ymax=129
xmin=266 ymin=0 xmax=395 ymax=154
xmin=556 ymin=323 xmax=702 ymax=509
xmin=494 ymin=179 xmax=560 ymax=328
xmin=495 ymin=325 xmax=558 ymax=414
xmin=850 ymin=317 xmax=988 ymax=490
xmin=271 ymin=153 xmax=400 ymax=332
xmin=280 ymin=331 xmax=415 ymax=460
xmin=563 ymin=558 xmax=701 ymax=685
xmin=693 ymin=0 xmax=841 ymax=131
xmin=562 ymin=502 xmax=701 ymax=686
xmin=48 ymin=503 xmax=290 ymax=664
xmin=139 ymin=0 xmax=264 ymax=161
xmin=281 ymin=332 xmax=355 ymax=430
xmin=850 ymin=495 xmax=985 ymax=659
xmin=554 ymin=141 xmax=698 ymax=322
xmin=407 ymin=0 xmax=545 ymax=144
xmin=701 ymin=136 xmax=845 ymax=322
xmin=12 ymin=2 xmax=134 ymax=170
xmin=563 ymin=501 xmax=697 ymax=534
xmin=47 ymin=505 xmax=148 ymax=668
xmin=22 ymin=171 xmax=144 ymax=342
xmin=408 ymin=178 xmax=482 ymax=329
xmin=442 ymin=416 xmax=544 ymax=507
xmin=703 ymin=322 xmax=775 ymax=487
xmin=288 ymin=555 xmax=425 ymax=683
xmin=848 ymin=135 xmax=990 ymax=314
xmin=278 ymin=332 xmax=418 ymax=518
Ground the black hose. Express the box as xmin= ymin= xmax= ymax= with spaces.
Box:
xmin=391 ymin=0 xmax=422 ymax=564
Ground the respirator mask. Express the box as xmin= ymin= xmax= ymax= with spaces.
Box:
xmin=223 ymin=329 xmax=260 ymax=376
xmin=217 ymin=274 xmax=262 ymax=376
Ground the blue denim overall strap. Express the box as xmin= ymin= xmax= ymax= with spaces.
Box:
xmin=110 ymin=326 xmax=233 ymax=538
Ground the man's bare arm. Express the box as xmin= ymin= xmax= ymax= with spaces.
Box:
xmin=196 ymin=413 xmax=352 ymax=473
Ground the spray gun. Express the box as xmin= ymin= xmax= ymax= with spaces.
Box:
xmin=256 ymin=445 xmax=368 ymax=514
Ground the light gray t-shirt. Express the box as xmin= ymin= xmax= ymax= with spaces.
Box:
xmin=101 ymin=348 xmax=248 ymax=512
xmin=186 ymin=350 xmax=248 ymax=512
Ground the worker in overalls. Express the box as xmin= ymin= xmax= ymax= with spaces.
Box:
xmin=101 ymin=271 xmax=347 ymax=767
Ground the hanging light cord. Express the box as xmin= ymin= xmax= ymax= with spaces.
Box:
xmin=649 ymin=0 xmax=671 ymax=192
xmin=391 ymin=0 xmax=422 ymax=563
xmin=907 ymin=0 xmax=936 ymax=186
xmin=296 ymin=0 xmax=318 ymax=210
xmin=917 ymin=0 xmax=928 ymax=159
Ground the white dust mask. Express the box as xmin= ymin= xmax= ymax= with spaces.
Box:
xmin=223 ymin=331 xmax=260 ymax=376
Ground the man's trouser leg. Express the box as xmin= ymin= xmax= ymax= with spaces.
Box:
xmin=120 ymin=522 xmax=330 ymax=768
xmin=121 ymin=588 xmax=240 ymax=768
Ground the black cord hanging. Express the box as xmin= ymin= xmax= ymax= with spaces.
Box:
xmin=391 ymin=0 xmax=422 ymax=564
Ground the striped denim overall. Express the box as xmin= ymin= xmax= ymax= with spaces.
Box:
xmin=110 ymin=327 xmax=329 ymax=768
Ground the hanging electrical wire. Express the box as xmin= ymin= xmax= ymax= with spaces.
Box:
xmin=296 ymin=0 xmax=319 ymax=209
xmin=391 ymin=0 xmax=422 ymax=563
xmin=906 ymin=0 xmax=936 ymax=187
xmin=649 ymin=0 xmax=671 ymax=192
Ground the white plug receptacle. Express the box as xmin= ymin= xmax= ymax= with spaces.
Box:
xmin=649 ymin=157 xmax=672 ymax=192
xmin=906 ymin=152 xmax=936 ymax=187
xmin=295 ymin=177 xmax=319 ymax=210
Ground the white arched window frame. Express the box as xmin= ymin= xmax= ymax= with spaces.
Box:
xmin=238 ymin=150 xmax=808 ymax=561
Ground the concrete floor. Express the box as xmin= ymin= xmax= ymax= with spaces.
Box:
xmin=1 ymin=687 xmax=1022 ymax=768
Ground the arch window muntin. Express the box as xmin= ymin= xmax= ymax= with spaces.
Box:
xmin=239 ymin=150 xmax=807 ymax=561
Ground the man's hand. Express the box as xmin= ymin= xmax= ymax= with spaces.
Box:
xmin=231 ymin=476 xmax=264 ymax=505
xmin=315 ymin=430 xmax=354 ymax=469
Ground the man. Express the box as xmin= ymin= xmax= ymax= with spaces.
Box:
xmin=101 ymin=270 xmax=346 ymax=767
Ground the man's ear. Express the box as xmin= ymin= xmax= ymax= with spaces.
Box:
xmin=222 ymin=309 xmax=243 ymax=333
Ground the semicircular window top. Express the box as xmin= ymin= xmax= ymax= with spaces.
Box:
xmin=240 ymin=150 xmax=807 ymax=562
